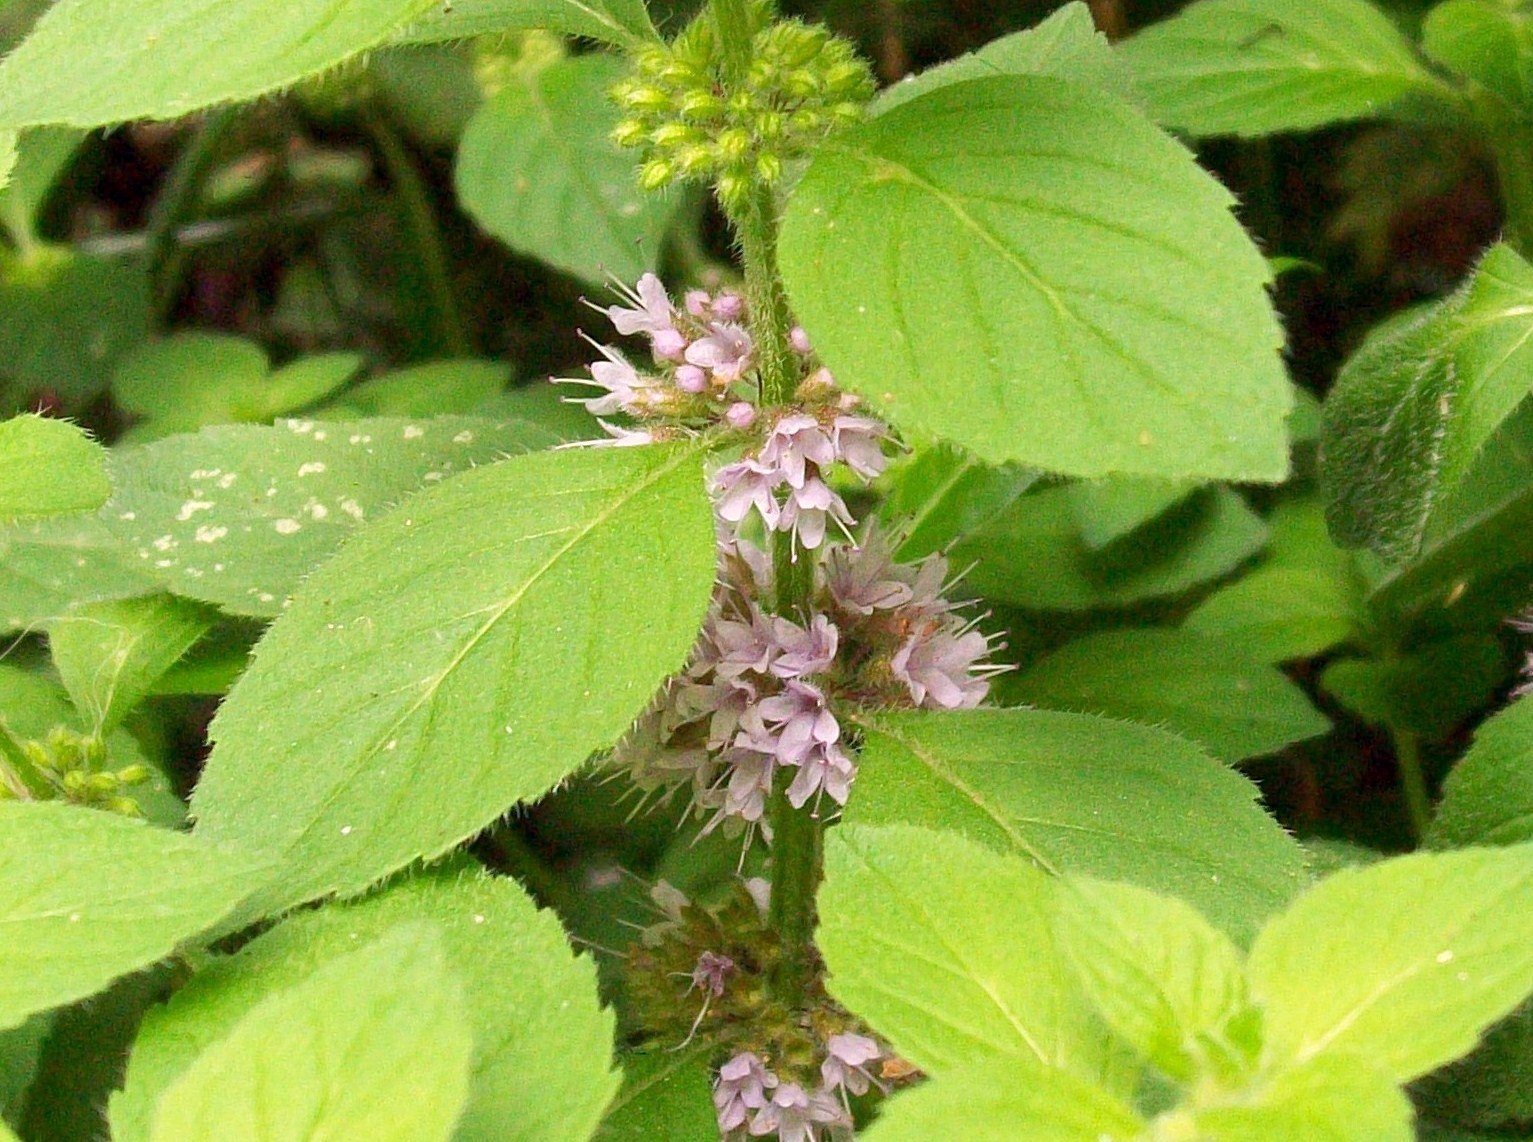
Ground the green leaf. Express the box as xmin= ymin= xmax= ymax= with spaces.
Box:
xmin=392 ymin=0 xmax=658 ymax=48
xmin=322 ymin=359 xmax=509 ymax=419
xmin=1067 ymin=477 xmax=1198 ymax=552
xmin=147 ymin=924 xmax=472 ymax=1142
xmin=457 ymin=54 xmax=677 ymax=285
xmin=0 ymin=247 xmax=148 ymax=411
xmin=104 ymin=415 xmax=555 ymax=618
xmin=1006 ymin=628 xmax=1330 ymax=764
xmin=0 ymin=414 xmax=109 ymax=521
xmin=878 ymin=443 xmax=1038 ymax=560
xmin=846 ymin=709 xmax=1308 ymax=944
xmin=953 ymin=484 xmax=1269 ymax=610
xmin=116 ymin=868 xmax=617 ymax=1142
xmin=819 ymin=824 xmax=1110 ymax=1078
xmin=1322 ymin=245 xmax=1533 ymax=563
xmin=0 ymin=1013 xmax=53 ymax=1121
xmin=1421 ymin=1 xmax=1533 ymax=108
xmin=1185 ymin=566 xmax=1366 ymax=664
xmin=114 ymin=334 xmax=362 ymax=439
xmin=1429 ymin=695 xmax=1533 ymax=849
xmin=0 ymin=0 xmax=439 ymax=129
xmin=1119 ymin=0 xmax=1448 ymax=138
xmin=0 ymin=514 xmax=157 ymax=634
xmin=778 ymin=75 xmax=1291 ymax=482
xmin=1057 ymin=876 xmax=1255 ymax=1084
xmin=1415 ymin=996 xmax=1533 ymax=1131
xmin=1319 ymin=632 xmax=1504 ymax=739
xmin=1193 ymin=1053 xmax=1413 ymax=1142
xmin=862 ymin=1053 xmax=1145 ymax=1141
xmin=871 ymin=3 xmax=1130 ymax=117
xmin=1248 ymin=845 xmax=1533 ymax=1081
xmin=595 ymin=1049 xmax=718 ymax=1142
xmin=0 ymin=801 xmax=260 ymax=1030
xmin=46 ymin=595 xmax=214 ymax=733
xmin=192 ymin=442 xmax=716 ymax=923
xmin=0 ymin=126 xmax=86 ymax=247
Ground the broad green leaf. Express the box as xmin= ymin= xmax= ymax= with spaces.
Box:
xmin=1119 ymin=0 xmax=1449 ymax=137
xmin=392 ymin=0 xmax=658 ymax=48
xmin=1006 ymin=628 xmax=1330 ymax=764
xmin=1319 ymin=632 xmax=1503 ymax=739
xmin=819 ymin=824 xmax=1109 ymax=1077
xmin=0 ymin=514 xmax=156 ymax=634
xmin=0 ymin=414 xmax=108 ymax=520
xmin=877 ymin=443 xmax=1038 ymax=560
xmin=846 ymin=710 xmax=1308 ymax=944
xmin=1192 ymin=1053 xmax=1413 ymax=1142
xmin=116 ymin=868 xmax=617 ymax=1142
xmin=778 ymin=76 xmax=1291 ymax=482
xmin=1067 ymin=477 xmax=1197 ymax=552
xmin=872 ymin=3 xmax=1130 ymax=116
xmin=0 ymin=132 xmax=13 ymax=193
xmin=0 ymin=801 xmax=260 ymax=1030
xmin=1248 ymin=845 xmax=1533 ymax=1081
xmin=0 ymin=0 xmax=439 ymax=129
xmin=46 ymin=595 xmax=214 ymax=733
xmin=457 ymin=54 xmax=677 ymax=285
xmin=1422 ymin=1 xmax=1533 ymax=108
xmin=1323 ymin=246 xmax=1533 ymax=563
xmin=1058 ymin=877 xmax=1255 ymax=1084
xmin=192 ymin=443 xmax=716 ymax=922
xmin=953 ymin=485 xmax=1269 ymax=610
xmin=595 ymin=1049 xmax=717 ymax=1142
xmin=104 ymin=415 xmax=556 ymax=618
xmin=0 ymin=126 xmax=86 ymax=247
xmin=862 ymin=1053 xmax=1145 ymax=1141
xmin=114 ymin=334 xmax=362 ymax=439
xmin=1429 ymin=695 xmax=1533 ymax=848
xmin=1185 ymin=566 xmax=1366 ymax=663
xmin=0 ymin=1012 xmax=52 ymax=1120
xmin=322 ymin=359 xmax=508 ymax=419
xmin=147 ymin=924 xmax=472 ymax=1142
xmin=0 ymin=247 xmax=148 ymax=411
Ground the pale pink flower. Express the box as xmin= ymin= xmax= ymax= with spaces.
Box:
xmin=891 ymin=625 xmax=994 ymax=710
xmin=820 ymin=1033 xmax=882 ymax=1097
xmin=686 ymin=322 xmax=755 ymax=381
xmin=715 ymin=1052 xmax=777 ymax=1133
xmin=607 ymin=271 xmax=676 ymax=337
xmin=786 ymin=741 xmax=856 ymax=809
xmin=748 ymin=1082 xmax=848 ymax=1142
xmin=691 ymin=950 xmax=736 ymax=998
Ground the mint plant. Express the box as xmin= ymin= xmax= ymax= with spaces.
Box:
xmin=4 ymin=0 xmax=1533 ymax=1138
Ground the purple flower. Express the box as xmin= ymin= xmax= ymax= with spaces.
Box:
xmin=684 ymin=289 xmax=712 ymax=317
xmin=712 ymin=606 xmax=782 ymax=680
xmin=607 ymin=272 xmax=676 ymax=337
xmin=831 ymin=415 xmax=890 ymax=481
xmin=891 ymin=625 xmax=993 ymax=710
xmin=713 ymin=459 xmax=781 ymax=531
xmin=713 ymin=292 xmax=746 ymax=320
xmin=726 ymin=401 xmax=758 ymax=429
xmin=691 ymin=951 xmax=736 ymax=998
xmin=715 ymin=1052 xmax=777 ymax=1133
xmin=720 ymin=747 xmax=775 ymax=823
xmin=785 ymin=740 xmax=856 ymax=809
xmin=651 ymin=327 xmax=689 ymax=362
xmin=556 ymin=342 xmax=650 ymax=417
xmin=748 ymin=1082 xmax=848 ymax=1142
xmin=741 ymin=680 xmax=840 ymax=768
xmin=675 ymin=364 xmax=709 ymax=393
xmin=820 ymin=1033 xmax=882 ymax=1097
xmin=790 ymin=325 xmax=813 ymax=354
xmin=758 ymin=415 xmax=836 ymax=490
xmin=686 ymin=322 xmax=755 ymax=382
xmin=777 ymin=476 xmax=853 ymax=552
xmin=771 ymin=613 xmax=838 ymax=679
xmin=823 ymin=533 xmax=915 ymax=615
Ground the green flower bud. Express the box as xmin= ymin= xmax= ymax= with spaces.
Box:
xmin=639 ymin=160 xmax=676 ymax=191
xmin=755 ymin=151 xmax=783 ymax=184
xmin=116 ymin=764 xmax=151 ymax=786
xmin=651 ymin=121 xmax=695 ymax=149
xmin=621 ymin=84 xmax=673 ymax=114
xmin=717 ymin=127 xmax=752 ymax=163
xmin=109 ymin=797 xmax=142 ymax=817
xmin=676 ymin=144 xmax=716 ymax=178
xmin=679 ymin=89 xmax=724 ymax=120
xmin=611 ymin=118 xmax=650 ymax=149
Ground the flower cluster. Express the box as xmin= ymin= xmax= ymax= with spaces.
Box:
xmin=715 ymin=1033 xmax=884 ymax=1142
xmin=557 ymin=273 xmax=758 ymax=440
xmin=618 ymin=529 xmax=1004 ymax=833
xmin=0 ymin=726 xmax=149 ymax=816
xmin=611 ymin=3 xmax=874 ymax=210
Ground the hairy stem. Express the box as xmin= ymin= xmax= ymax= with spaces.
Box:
xmin=363 ymin=106 xmax=471 ymax=357
xmin=1392 ymin=728 xmax=1431 ymax=843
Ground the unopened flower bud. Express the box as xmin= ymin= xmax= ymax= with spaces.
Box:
xmin=675 ymin=364 xmax=709 ymax=393
xmin=726 ymin=401 xmax=758 ymax=429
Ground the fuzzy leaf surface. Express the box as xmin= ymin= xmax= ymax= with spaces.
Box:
xmin=457 ymin=54 xmax=676 ymax=285
xmin=192 ymin=443 xmax=716 ymax=922
xmin=147 ymin=925 xmax=472 ymax=1142
xmin=779 ymin=76 xmax=1290 ymax=481
xmin=116 ymin=869 xmax=616 ymax=1142
xmin=1006 ymin=628 xmax=1330 ymax=763
xmin=0 ymin=0 xmax=439 ymax=128
xmin=0 ymin=801 xmax=260 ymax=1030
xmin=819 ymin=825 xmax=1109 ymax=1077
xmin=0 ymin=515 xmax=156 ymax=633
xmin=0 ymin=414 xmax=108 ymax=521
xmin=104 ymin=416 xmax=556 ymax=618
xmin=1119 ymin=0 xmax=1446 ymax=137
xmin=847 ymin=710 xmax=1307 ymax=945
xmin=1249 ymin=845 xmax=1533 ymax=1081
xmin=1194 ymin=1053 xmax=1414 ymax=1142
xmin=1422 ymin=0 xmax=1533 ymax=107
